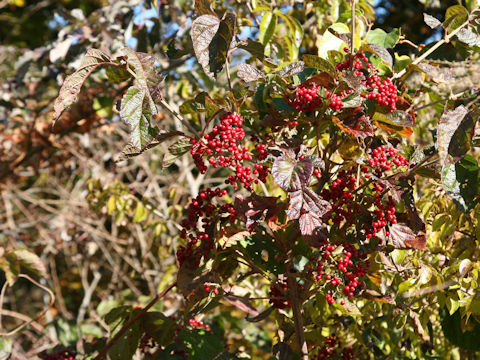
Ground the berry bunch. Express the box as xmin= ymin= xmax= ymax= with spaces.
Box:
xmin=204 ymin=283 xmax=220 ymax=295
xmin=336 ymin=49 xmax=399 ymax=112
xmin=286 ymin=84 xmax=323 ymax=112
xmin=177 ymin=187 xmax=235 ymax=266
xmin=39 ymin=349 xmax=76 ymax=360
xmin=314 ymin=335 xmax=355 ymax=360
xmin=310 ymin=240 xmax=369 ymax=304
xmin=139 ymin=334 xmax=158 ymax=357
xmin=189 ymin=113 xmax=268 ymax=190
xmin=188 ymin=318 xmax=212 ymax=331
xmin=269 ymin=281 xmax=291 ymax=309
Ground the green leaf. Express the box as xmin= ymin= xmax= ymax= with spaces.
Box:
xmin=0 ymin=337 xmax=12 ymax=360
xmin=104 ymin=307 xmax=142 ymax=360
xmin=441 ymin=155 xmax=480 ymax=212
xmin=142 ymin=312 xmax=176 ymax=347
xmin=53 ymin=48 xmax=111 ymax=121
xmin=237 ymin=39 xmax=265 ymax=60
xmin=444 ymin=5 xmax=469 ymax=31
xmin=437 ymin=105 xmax=475 ymax=165
xmin=301 ymin=54 xmax=335 ymax=74
xmin=180 ymin=329 xmax=225 ymax=360
xmin=365 ymin=28 xmax=400 ymax=48
xmin=168 ymin=137 xmax=191 ymax=156
xmin=393 ymin=53 xmax=411 ymax=72
xmin=0 ymin=253 xmax=19 ymax=285
xmin=13 ymin=248 xmax=46 ymax=277
xmin=441 ymin=309 xmax=480 ymax=351
xmin=259 ymin=12 xmax=277 ymax=46
xmin=120 ymin=86 xmax=158 ymax=150
xmin=133 ymin=202 xmax=148 ymax=223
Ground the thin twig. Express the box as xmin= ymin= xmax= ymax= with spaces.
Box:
xmin=93 ymin=281 xmax=176 ymax=360
xmin=287 ymin=268 xmax=308 ymax=360
xmin=393 ymin=18 xmax=472 ymax=80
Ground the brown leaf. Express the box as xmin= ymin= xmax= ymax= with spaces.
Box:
xmin=301 ymin=72 xmax=335 ymax=89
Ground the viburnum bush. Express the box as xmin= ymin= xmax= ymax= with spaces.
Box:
xmin=1 ymin=0 xmax=476 ymax=359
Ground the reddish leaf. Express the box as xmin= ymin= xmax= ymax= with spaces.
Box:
xmin=225 ymin=296 xmax=260 ymax=316
xmin=301 ymin=72 xmax=335 ymax=89
xmin=389 ymin=223 xmax=426 ymax=250
xmin=286 ymin=190 xmax=303 ymax=220
xmin=272 ymin=149 xmax=313 ymax=191
xmin=333 ymin=107 xmax=374 ymax=139
xmin=234 ymin=194 xmax=279 ymax=232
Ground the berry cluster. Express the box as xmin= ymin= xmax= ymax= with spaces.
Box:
xmin=269 ymin=281 xmax=291 ymax=309
xmin=39 ymin=349 xmax=75 ymax=360
xmin=314 ymin=335 xmax=355 ymax=360
xmin=311 ymin=145 xmax=408 ymax=304
xmin=286 ymin=84 xmax=323 ymax=112
xmin=204 ymin=283 xmax=220 ymax=295
xmin=177 ymin=187 xmax=235 ymax=266
xmin=336 ymin=49 xmax=399 ymax=112
xmin=190 ymin=113 xmax=268 ymax=190
xmin=311 ymin=241 xmax=369 ymax=305
xmin=139 ymin=334 xmax=158 ymax=357
xmin=188 ymin=318 xmax=212 ymax=331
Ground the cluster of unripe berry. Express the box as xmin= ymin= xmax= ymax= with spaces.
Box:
xmin=314 ymin=335 xmax=355 ymax=360
xmin=39 ymin=349 xmax=75 ymax=360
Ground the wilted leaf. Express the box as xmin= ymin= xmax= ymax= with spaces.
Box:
xmin=120 ymin=86 xmax=158 ymax=149
xmin=277 ymin=61 xmax=304 ymax=77
xmin=333 ymin=107 xmax=374 ymax=139
xmin=53 ymin=48 xmax=111 ymax=121
xmin=373 ymin=110 xmax=414 ymax=137
xmin=237 ymin=63 xmax=264 ymax=82
xmin=191 ymin=14 xmax=221 ymax=78
xmin=437 ymin=105 xmax=474 ymax=165
xmin=225 ymin=296 xmax=259 ymax=316
xmin=361 ymin=43 xmax=393 ymax=68
xmin=424 ymin=13 xmax=442 ymax=29
xmin=456 ymin=28 xmax=480 ymax=46
xmin=168 ymin=137 xmax=192 ymax=156
xmin=208 ymin=12 xmax=236 ymax=78
xmin=341 ymin=70 xmax=366 ymax=92
xmin=271 ymin=149 xmax=313 ymax=191
xmin=388 ymin=223 xmax=426 ymax=249
xmin=117 ymin=130 xmax=184 ymax=161
xmin=417 ymin=63 xmax=453 ymax=83
xmin=218 ymin=226 xmax=250 ymax=246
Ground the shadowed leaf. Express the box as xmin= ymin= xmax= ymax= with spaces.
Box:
xmin=237 ymin=63 xmax=264 ymax=82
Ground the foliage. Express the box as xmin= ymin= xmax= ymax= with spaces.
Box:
xmin=1 ymin=0 xmax=480 ymax=359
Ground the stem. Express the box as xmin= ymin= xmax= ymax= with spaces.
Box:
xmin=158 ymin=98 xmax=199 ymax=139
xmin=393 ymin=18 xmax=472 ymax=80
xmin=351 ymin=0 xmax=355 ymax=54
xmin=287 ymin=271 xmax=308 ymax=359
xmin=93 ymin=281 xmax=176 ymax=360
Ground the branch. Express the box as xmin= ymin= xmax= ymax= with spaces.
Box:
xmin=93 ymin=281 xmax=177 ymax=360
xmin=393 ymin=18 xmax=472 ymax=80
xmin=287 ymin=271 xmax=308 ymax=360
